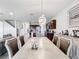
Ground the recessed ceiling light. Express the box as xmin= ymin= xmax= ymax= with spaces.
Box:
xmin=9 ymin=12 xmax=14 ymax=16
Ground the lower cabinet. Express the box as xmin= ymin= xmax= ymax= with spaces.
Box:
xmin=71 ymin=42 xmax=79 ymax=59
xmin=47 ymin=33 xmax=54 ymax=41
xmin=76 ymin=47 xmax=79 ymax=59
xmin=0 ymin=42 xmax=7 ymax=56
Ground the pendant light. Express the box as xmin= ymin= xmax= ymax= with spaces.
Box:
xmin=39 ymin=0 xmax=46 ymax=25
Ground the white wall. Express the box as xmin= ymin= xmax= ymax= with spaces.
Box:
xmin=0 ymin=21 xmax=3 ymax=38
xmin=20 ymin=22 xmax=30 ymax=42
xmin=20 ymin=22 xmax=30 ymax=35
xmin=20 ymin=22 xmax=30 ymax=36
xmin=3 ymin=21 xmax=16 ymax=37
xmin=54 ymin=0 xmax=79 ymax=34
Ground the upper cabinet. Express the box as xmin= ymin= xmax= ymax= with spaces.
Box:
xmin=69 ymin=4 xmax=79 ymax=27
xmin=47 ymin=20 xmax=56 ymax=29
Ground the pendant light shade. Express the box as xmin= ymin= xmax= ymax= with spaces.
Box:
xmin=39 ymin=15 xmax=46 ymax=25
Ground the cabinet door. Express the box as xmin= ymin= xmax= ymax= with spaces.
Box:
xmin=47 ymin=33 xmax=54 ymax=41
xmin=52 ymin=20 xmax=56 ymax=29
xmin=50 ymin=20 xmax=56 ymax=29
xmin=47 ymin=20 xmax=56 ymax=29
xmin=0 ymin=42 xmax=7 ymax=56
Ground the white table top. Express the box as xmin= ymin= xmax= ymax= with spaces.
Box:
xmin=12 ymin=37 xmax=69 ymax=59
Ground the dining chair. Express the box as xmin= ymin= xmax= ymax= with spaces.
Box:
xmin=52 ymin=35 xmax=58 ymax=44
xmin=52 ymin=35 xmax=60 ymax=48
xmin=59 ymin=37 xmax=72 ymax=56
xmin=5 ymin=38 xmax=19 ymax=59
xmin=19 ymin=36 xmax=25 ymax=46
xmin=17 ymin=36 xmax=25 ymax=49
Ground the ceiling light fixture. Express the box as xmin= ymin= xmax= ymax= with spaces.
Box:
xmin=39 ymin=0 xmax=46 ymax=25
xmin=9 ymin=12 xmax=14 ymax=16
xmin=41 ymin=0 xmax=43 ymax=15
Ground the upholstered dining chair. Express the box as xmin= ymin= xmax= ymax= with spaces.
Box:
xmin=59 ymin=37 xmax=72 ymax=56
xmin=52 ymin=35 xmax=60 ymax=48
xmin=17 ymin=36 xmax=25 ymax=49
xmin=5 ymin=38 xmax=19 ymax=59
xmin=52 ymin=35 xmax=58 ymax=45
xmin=19 ymin=36 xmax=25 ymax=46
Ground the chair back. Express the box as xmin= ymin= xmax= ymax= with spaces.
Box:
xmin=5 ymin=38 xmax=19 ymax=59
xmin=53 ymin=36 xmax=58 ymax=45
xmin=19 ymin=36 xmax=25 ymax=46
xmin=17 ymin=35 xmax=25 ymax=49
xmin=59 ymin=37 xmax=72 ymax=56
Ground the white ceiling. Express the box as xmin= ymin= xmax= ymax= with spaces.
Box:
xmin=0 ymin=0 xmax=74 ymax=22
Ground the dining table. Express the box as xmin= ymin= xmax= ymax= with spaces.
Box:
xmin=12 ymin=37 xmax=70 ymax=59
